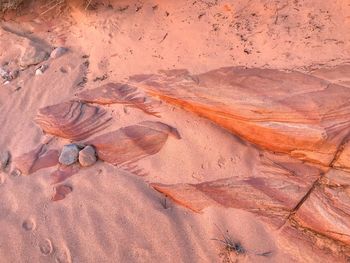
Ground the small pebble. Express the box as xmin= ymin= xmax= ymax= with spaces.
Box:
xmin=11 ymin=169 xmax=22 ymax=177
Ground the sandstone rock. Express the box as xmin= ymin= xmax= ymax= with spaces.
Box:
xmin=151 ymin=152 xmax=321 ymax=222
xmin=50 ymin=47 xmax=68 ymax=59
xmin=52 ymin=184 xmax=73 ymax=201
xmin=13 ymin=145 xmax=59 ymax=175
xmin=130 ymin=67 xmax=350 ymax=166
xmin=332 ymin=140 xmax=350 ymax=171
xmin=78 ymin=145 xmax=97 ymax=167
xmin=59 ymin=144 xmax=79 ymax=166
xmin=51 ymin=165 xmax=79 ymax=184
xmin=311 ymin=64 xmax=350 ymax=88
xmin=19 ymin=41 xmax=49 ymax=69
xmin=86 ymin=121 xmax=180 ymax=165
xmin=293 ymin=169 xmax=350 ymax=245
xmin=77 ymin=82 xmax=159 ymax=116
xmin=35 ymin=101 xmax=112 ymax=141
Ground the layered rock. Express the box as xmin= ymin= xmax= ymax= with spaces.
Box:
xmin=292 ymin=169 xmax=350 ymax=245
xmin=35 ymin=101 xmax=112 ymax=141
xmin=311 ymin=64 xmax=350 ymax=88
xmin=130 ymin=67 xmax=350 ymax=167
xmin=13 ymin=144 xmax=59 ymax=175
xmin=152 ymin=152 xmax=322 ymax=223
xmin=77 ymin=82 xmax=159 ymax=116
xmin=87 ymin=121 xmax=180 ymax=166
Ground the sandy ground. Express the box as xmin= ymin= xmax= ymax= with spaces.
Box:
xmin=0 ymin=0 xmax=350 ymax=262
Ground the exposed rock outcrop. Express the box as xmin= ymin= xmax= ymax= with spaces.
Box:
xmin=77 ymin=82 xmax=159 ymax=116
xmin=130 ymin=67 xmax=350 ymax=167
xmin=86 ymin=121 xmax=180 ymax=166
xmin=35 ymin=101 xmax=112 ymax=141
xmin=13 ymin=144 xmax=59 ymax=175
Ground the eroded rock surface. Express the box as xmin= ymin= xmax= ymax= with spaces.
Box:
xmin=13 ymin=145 xmax=59 ymax=175
xmin=87 ymin=121 xmax=180 ymax=166
xmin=152 ymin=152 xmax=322 ymax=222
xmin=130 ymin=67 xmax=350 ymax=167
xmin=35 ymin=101 xmax=112 ymax=141
xmin=77 ymin=82 xmax=159 ymax=116
xmin=292 ymin=169 xmax=350 ymax=245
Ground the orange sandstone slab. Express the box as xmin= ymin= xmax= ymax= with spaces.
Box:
xmin=130 ymin=67 xmax=350 ymax=166
xmin=35 ymin=101 xmax=112 ymax=141
xmin=152 ymin=152 xmax=321 ymax=224
xmin=77 ymin=82 xmax=159 ymax=116
xmin=87 ymin=121 xmax=180 ymax=166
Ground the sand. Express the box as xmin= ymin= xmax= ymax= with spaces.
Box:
xmin=0 ymin=0 xmax=349 ymax=262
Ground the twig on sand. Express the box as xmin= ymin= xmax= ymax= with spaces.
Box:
xmin=85 ymin=0 xmax=92 ymax=10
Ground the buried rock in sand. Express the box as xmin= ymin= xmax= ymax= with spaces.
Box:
xmin=86 ymin=121 xmax=180 ymax=166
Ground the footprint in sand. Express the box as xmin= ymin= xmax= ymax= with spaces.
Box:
xmin=39 ymin=238 xmax=53 ymax=256
xmin=22 ymin=218 xmax=36 ymax=231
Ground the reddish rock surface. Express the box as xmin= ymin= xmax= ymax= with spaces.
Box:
xmin=311 ymin=64 xmax=350 ymax=88
xmin=13 ymin=144 xmax=59 ymax=175
xmin=87 ymin=121 xmax=180 ymax=166
xmin=51 ymin=165 xmax=79 ymax=184
xmin=52 ymin=184 xmax=73 ymax=201
xmin=292 ymin=169 xmax=350 ymax=245
xmin=77 ymin=82 xmax=160 ymax=116
xmin=152 ymin=152 xmax=322 ymax=221
xmin=130 ymin=67 xmax=350 ymax=166
xmin=35 ymin=101 xmax=112 ymax=141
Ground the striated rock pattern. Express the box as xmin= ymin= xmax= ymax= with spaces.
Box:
xmin=77 ymin=82 xmax=160 ymax=116
xmin=152 ymin=152 xmax=322 ymax=221
xmin=130 ymin=67 xmax=350 ymax=167
xmin=311 ymin=64 xmax=350 ymax=88
xmin=292 ymin=169 xmax=350 ymax=245
xmin=35 ymin=101 xmax=112 ymax=141
xmin=13 ymin=144 xmax=59 ymax=175
xmin=87 ymin=121 xmax=180 ymax=166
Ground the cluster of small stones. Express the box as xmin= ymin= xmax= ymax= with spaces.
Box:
xmin=1 ymin=46 xmax=68 ymax=84
xmin=59 ymin=144 xmax=97 ymax=167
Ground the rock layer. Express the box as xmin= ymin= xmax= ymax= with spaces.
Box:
xmin=87 ymin=121 xmax=180 ymax=166
xmin=13 ymin=144 xmax=59 ymax=175
xmin=130 ymin=67 xmax=350 ymax=167
xmin=77 ymin=82 xmax=159 ymax=116
xmin=35 ymin=101 xmax=112 ymax=141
